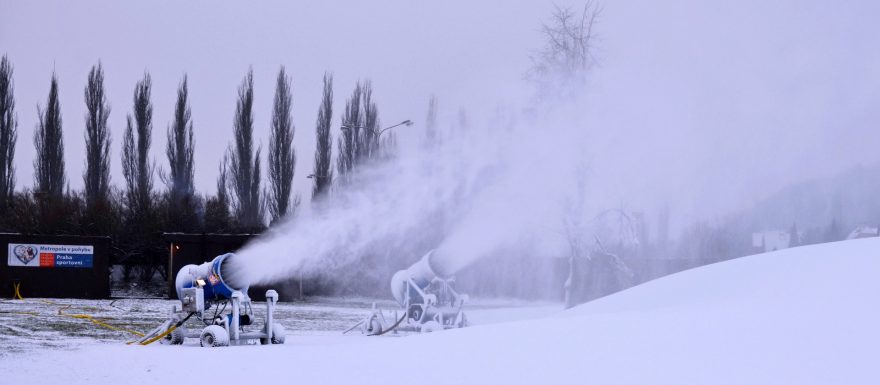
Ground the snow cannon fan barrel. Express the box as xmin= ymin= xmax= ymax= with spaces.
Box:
xmin=175 ymin=253 xmax=248 ymax=304
xmin=390 ymin=250 xmax=453 ymax=305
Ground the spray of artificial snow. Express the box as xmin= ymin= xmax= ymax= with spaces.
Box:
xmin=229 ymin=98 xmax=592 ymax=287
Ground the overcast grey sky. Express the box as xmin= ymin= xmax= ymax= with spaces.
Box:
xmin=0 ymin=0 xmax=546 ymax=195
xmin=2 ymin=0 xmax=878 ymax=222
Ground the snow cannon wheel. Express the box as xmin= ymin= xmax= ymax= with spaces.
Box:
xmin=260 ymin=323 xmax=286 ymax=345
xmin=200 ymin=325 xmax=229 ymax=347
xmin=420 ymin=321 xmax=442 ymax=333
xmin=162 ymin=326 xmax=188 ymax=345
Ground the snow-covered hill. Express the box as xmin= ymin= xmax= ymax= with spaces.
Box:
xmin=4 ymin=239 xmax=878 ymax=384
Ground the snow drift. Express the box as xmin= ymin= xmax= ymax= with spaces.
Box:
xmin=4 ymin=238 xmax=879 ymax=384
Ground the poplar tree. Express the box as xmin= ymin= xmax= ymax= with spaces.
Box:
xmin=267 ymin=67 xmax=298 ymax=223
xmin=228 ymin=69 xmax=264 ymax=230
xmin=83 ymin=63 xmax=111 ymax=219
xmin=336 ymin=82 xmax=362 ymax=177
xmin=337 ymin=80 xmax=383 ymax=180
xmin=360 ymin=81 xmax=380 ymax=160
xmin=0 ymin=55 xmax=17 ymax=213
xmin=122 ymin=73 xmax=155 ymax=218
xmin=34 ymin=73 xmax=65 ymax=200
xmin=165 ymin=75 xmax=196 ymax=231
xmin=311 ymin=73 xmax=333 ymax=200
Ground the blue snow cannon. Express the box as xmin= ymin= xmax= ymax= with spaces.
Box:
xmin=135 ymin=253 xmax=286 ymax=348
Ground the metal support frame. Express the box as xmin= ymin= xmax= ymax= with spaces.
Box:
xmin=144 ymin=289 xmax=284 ymax=347
xmin=351 ymin=274 xmax=468 ymax=336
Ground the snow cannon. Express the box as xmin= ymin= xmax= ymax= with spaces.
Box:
xmin=133 ymin=253 xmax=286 ymax=347
xmin=175 ymin=253 xmax=246 ymax=306
xmin=348 ymin=250 xmax=468 ymax=336
xmin=389 ymin=249 xmax=454 ymax=306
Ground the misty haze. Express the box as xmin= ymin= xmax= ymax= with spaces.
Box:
xmin=1 ymin=1 xmax=878 ymax=384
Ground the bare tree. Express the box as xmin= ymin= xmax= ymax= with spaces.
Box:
xmin=83 ymin=63 xmax=111 ymax=218
xmin=122 ymin=73 xmax=155 ymax=218
xmin=228 ymin=69 xmax=264 ymax=231
xmin=267 ymin=67 xmax=298 ymax=223
xmin=34 ymin=73 xmax=65 ymax=200
xmin=312 ymin=72 xmax=334 ymax=200
xmin=164 ymin=75 xmax=196 ymax=231
xmin=0 ymin=55 xmax=17 ymax=213
xmin=528 ymin=1 xmax=600 ymax=99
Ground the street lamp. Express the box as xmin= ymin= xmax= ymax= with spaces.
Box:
xmin=340 ymin=119 xmax=413 ymax=138
xmin=340 ymin=119 xmax=412 ymax=158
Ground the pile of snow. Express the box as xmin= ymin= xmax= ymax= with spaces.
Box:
xmin=3 ymin=239 xmax=878 ymax=384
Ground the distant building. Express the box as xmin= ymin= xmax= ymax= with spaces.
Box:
xmin=752 ymin=230 xmax=801 ymax=253
xmin=846 ymin=226 xmax=880 ymax=240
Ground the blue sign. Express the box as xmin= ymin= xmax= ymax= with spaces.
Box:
xmin=53 ymin=253 xmax=93 ymax=268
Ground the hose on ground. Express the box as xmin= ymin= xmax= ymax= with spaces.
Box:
xmin=139 ymin=312 xmax=195 ymax=346
xmin=373 ymin=313 xmax=407 ymax=336
xmin=13 ymin=282 xmax=24 ymax=300
xmin=57 ymin=304 xmax=146 ymax=337
xmin=8 ymin=295 xmax=146 ymax=338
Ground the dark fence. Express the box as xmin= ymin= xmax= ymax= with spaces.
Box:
xmin=163 ymin=233 xmax=296 ymax=301
xmin=0 ymin=233 xmax=111 ymax=299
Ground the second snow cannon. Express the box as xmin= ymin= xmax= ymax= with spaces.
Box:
xmin=350 ymin=250 xmax=468 ymax=335
xmin=133 ymin=253 xmax=286 ymax=347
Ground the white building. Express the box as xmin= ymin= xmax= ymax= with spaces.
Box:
xmin=752 ymin=230 xmax=798 ymax=252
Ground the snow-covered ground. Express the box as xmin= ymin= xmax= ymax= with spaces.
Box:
xmin=2 ymin=238 xmax=878 ymax=384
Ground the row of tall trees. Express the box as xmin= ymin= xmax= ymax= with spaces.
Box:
xmin=0 ymin=56 xmax=17 ymax=215
xmin=0 ymin=54 xmax=392 ymax=281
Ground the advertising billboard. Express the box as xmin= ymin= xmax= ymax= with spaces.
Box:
xmin=7 ymin=243 xmax=94 ymax=268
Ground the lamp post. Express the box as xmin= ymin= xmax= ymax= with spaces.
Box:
xmin=342 ymin=119 xmax=412 ymax=158
xmin=340 ymin=119 xmax=413 ymax=154
xmin=168 ymin=242 xmax=180 ymax=294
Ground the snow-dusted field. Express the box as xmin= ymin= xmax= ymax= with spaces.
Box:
xmin=0 ymin=296 xmax=385 ymax=355
xmin=0 ymin=295 xmax=558 ymax=354
xmin=3 ymin=239 xmax=878 ymax=384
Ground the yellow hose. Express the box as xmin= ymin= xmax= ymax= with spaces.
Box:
xmin=13 ymin=282 xmax=24 ymax=300
xmin=57 ymin=311 xmax=146 ymax=337
xmin=12 ymin=297 xmax=148 ymax=338
xmin=9 ymin=284 xmax=177 ymax=343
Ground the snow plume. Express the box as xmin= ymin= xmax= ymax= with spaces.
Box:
xmin=228 ymin=4 xmax=598 ymax=291
xmin=228 ymin=99 xmax=592 ymax=288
